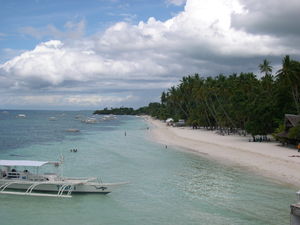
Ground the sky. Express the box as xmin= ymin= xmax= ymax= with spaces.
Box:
xmin=0 ymin=0 xmax=300 ymax=110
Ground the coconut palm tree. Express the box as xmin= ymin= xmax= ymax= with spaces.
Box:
xmin=259 ymin=59 xmax=272 ymax=77
xmin=277 ymin=55 xmax=300 ymax=114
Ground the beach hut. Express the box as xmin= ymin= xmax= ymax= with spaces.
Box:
xmin=276 ymin=114 xmax=300 ymax=144
xmin=166 ymin=118 xmax=174 ymax=126
xmin=174 ymin=119 xmax=186 ymax=127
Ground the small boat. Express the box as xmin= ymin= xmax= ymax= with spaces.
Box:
xmin=101 ymin=115 xmax=117 ymax=121
xmin=81 ymin=118 xmax=97 ymax=124
xmin=0 ymin=159 xmax=126 ymax=198
xmin=16 ymin=114 xmax=26 ymax=118
xmin=65 ymin=129 xmax=80 ymax=132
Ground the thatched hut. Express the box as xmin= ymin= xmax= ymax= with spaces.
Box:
xmin=276 ymin=114 xmax=300 ymax=144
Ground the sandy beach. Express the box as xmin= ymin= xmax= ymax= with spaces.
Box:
xmin=145 ymin=116 xmax=300 ymax=187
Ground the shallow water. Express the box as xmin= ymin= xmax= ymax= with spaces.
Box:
xmin=0 ymin=110 xmax=296 ymax=225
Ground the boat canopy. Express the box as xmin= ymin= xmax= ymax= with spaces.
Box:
xmin=0 ymin=160 xmax=56 ymax=167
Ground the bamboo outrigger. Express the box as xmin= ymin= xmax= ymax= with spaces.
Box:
xmin=0 ymin=159 xmax=126 ymax=198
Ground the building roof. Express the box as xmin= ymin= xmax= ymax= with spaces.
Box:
xmin=285 ymin=114 xmax=300 ymax=127
xmin=0 ymin=160 xmax=53 ymax=167
xmin=276 ymin=131 xmax=288 ymax=138
xmin=166 ymin=118 xmax=174 ymax=122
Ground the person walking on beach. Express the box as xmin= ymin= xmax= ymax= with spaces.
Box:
xmin=298 ymin=143 xmax=300 ymax=152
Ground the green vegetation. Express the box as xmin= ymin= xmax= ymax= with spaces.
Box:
xmin=93 ymin=103 xmax=164 ymax=116
xmin=94 ymin=55 xmax=300 ymax=139
xmin=94 ymin=107 xmax=137 ymax=115
xmin=288 ymin=124 xmax=300 ymax=140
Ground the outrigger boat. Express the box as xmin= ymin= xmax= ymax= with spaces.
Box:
xmin=0 ymin=159 xmax=126 ymax=198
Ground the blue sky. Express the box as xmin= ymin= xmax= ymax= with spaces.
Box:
xmin=0 ymin=0 xmax=183 ymax=61
xmin=0 ymin=0 xmax=300 ymax=110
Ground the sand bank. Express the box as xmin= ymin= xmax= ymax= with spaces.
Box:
xmin=145 ymin=116 xmax=300 ymax=187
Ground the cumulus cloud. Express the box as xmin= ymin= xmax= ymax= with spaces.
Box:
xmin=0 ymin=93 xmax=137 ymax=108
xmin=1 ymin=0 xmax=300 ymax=108
xmin=65 ymin=94 xmax=136 ymax=106
xmin=232 ymin=0 xmax=300 ymax=37
xmin=0 ymin=38 xmax=178 ymax=90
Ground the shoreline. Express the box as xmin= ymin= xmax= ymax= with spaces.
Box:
xmin=144 ymin=116 xmax=300 ymax=188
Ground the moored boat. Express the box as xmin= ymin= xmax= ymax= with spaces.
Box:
xmin=16 ymin=114 xmax=26 ymax=118
xmin=0 ymin=159 xmax=126 ymax=198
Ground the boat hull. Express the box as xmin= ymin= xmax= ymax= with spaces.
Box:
xmin=0 ymin=180 xmax=124 ymax=194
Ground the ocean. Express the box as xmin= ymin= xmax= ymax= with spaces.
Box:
xmin=0 ymin=110 xmax=296 ymax=225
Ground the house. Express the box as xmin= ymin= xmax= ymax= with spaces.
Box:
xmin=276 ymin=114 xmax=300 ymax=144
xmin=173 ymin=119 xmax=185 ymax=127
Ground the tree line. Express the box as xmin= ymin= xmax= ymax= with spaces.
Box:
xmin=94 ymin=107 xmax=137 ymax=115
xmin=95 ymin=55 xmax=300 ymax=140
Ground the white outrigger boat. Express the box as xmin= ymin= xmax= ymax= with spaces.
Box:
xmin=0 ymin=159 xmax=126 ymax=198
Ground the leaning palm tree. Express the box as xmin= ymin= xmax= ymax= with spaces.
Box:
xmin=276 ymin=55 xmax=291 ymax=80
xmin=276 ymin=55 xmax=300 ymax=114
xmin=259 ymin=59 xmax=272 ymax=77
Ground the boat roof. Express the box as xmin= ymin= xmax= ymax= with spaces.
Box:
xmin=0 ymin=160 xmax=58 ymax=167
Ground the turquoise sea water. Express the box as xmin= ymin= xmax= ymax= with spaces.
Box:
xmin=0 ymin=110 xmax=296 ymax=225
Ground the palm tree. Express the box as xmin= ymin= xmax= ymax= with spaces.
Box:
xmin=259 ymin=59 xmax=272 ymax=77
xmin=277 ymin=55 xmax=291 ymax=80
xmin=276 ymin=55 xmax=300 ymax=114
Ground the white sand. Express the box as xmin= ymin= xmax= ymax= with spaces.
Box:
xmin=145 ymin=116 xmax=300 ymax=187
